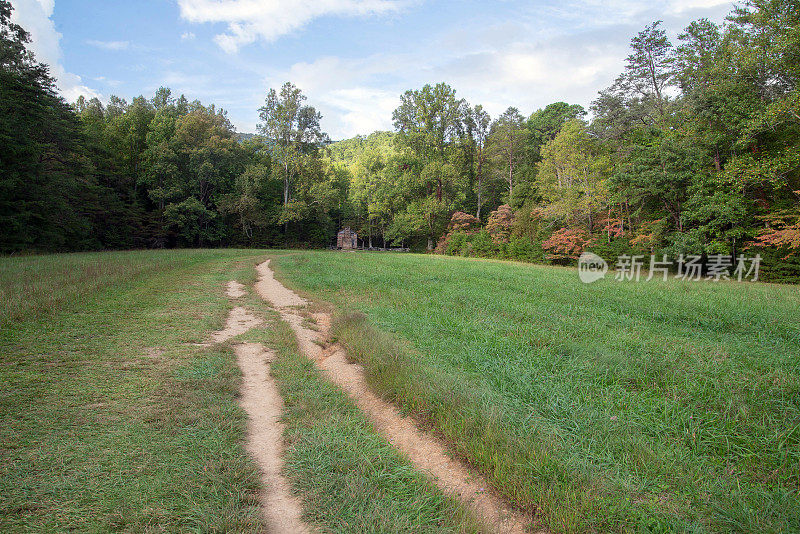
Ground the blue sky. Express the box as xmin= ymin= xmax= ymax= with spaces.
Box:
xmin=12 ymin=0 xmax=734 ymax=139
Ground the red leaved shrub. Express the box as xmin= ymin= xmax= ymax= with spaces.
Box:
xmin=486 ymin=205 xmax=514 ymax=244
xmin=435 ymin=211 xmax=482 ymax=253
xmin=541 ymin=228 xmax=592 ymax=260
xmin=754 ymin=199 xmax=800 ymax=257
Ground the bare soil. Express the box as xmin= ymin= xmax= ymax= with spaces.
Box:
xmin=255 ymin=260 xmax=533 ymax=534
xmin=209 ymin=283 xmax=312 ymax=533
xmin=210 ymin=306 xmax=261 ymax=344
xmin=226 ymin=280 xmax=247 ymax=299
xmin=235 ymin=342 xmax=310 ymax=534
xmin=255 ymin=260 xmax=307 ymax=307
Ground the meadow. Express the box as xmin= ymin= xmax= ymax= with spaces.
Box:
xmin=272 ymin=251 xmax=800 ymax=533
xmin=0 ymin=249 xmax=269 ymax=531
xmin=0 ymin=249 xmax=482 ymax=533
xmin=246 ymin=307 xmax=483 ymax=533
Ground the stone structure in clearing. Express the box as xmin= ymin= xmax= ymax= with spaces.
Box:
xmin=337 ymin=227 xmax=358 ymax=250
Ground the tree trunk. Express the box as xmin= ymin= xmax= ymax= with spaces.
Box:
xmin=476 ymin=157 xmax=483 ymax=218
xmin=648 ymin=51 xmax=664 ymax=117
xmin=508 ymin=158 xmax=514 ymax=198
xmin=427 ymin=213 xmax=434 ymax=251
xmin=283 ymin=162 xmax=290 ymax=206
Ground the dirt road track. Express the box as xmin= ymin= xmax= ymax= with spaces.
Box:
xmin=235 ymin=342 xmax=310 ymax=534
xmin=255 ymin=259 xmax=535 ymax=534
xmin=211 ymin=295 xmax=311 ymax=533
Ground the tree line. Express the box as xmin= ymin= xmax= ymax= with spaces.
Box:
xmin=1 ymin=0 xmax=798 ymax=280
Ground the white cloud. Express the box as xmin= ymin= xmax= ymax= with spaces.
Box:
xmin=666 ymin=0 xmax=732 ymax=13
xmin=10 ymin=0 xmax=100 ymax=102
xmin=442 ymin=39 xmax=627 ymax=118
xmin=262 ymin=34 xmax=625 ymax=138
xmin=262 ymin=55 xmax=409 ymax=137
xmin=321 ymin=87 xmax=399 ymax=139
xmin=256 ymin=0 xmax=736 ymax=139
xmin=177 ymin=0 xmax=409 ymax=53
xmin=86 ymin=39 xmax=131 ymax=50
xmin=550 ymin=0 xmax=732 ymax=29
xmin=170 ymin=0 xmax=733 ymax=136
xmin=92 ymin=76 xmax=123 ymax=88
xmin=181 ymin=31 xmax=196 ymax=41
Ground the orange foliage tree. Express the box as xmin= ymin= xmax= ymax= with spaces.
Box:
xmin=435 ymin=211 xmax=481 ymax=253
xmin=486 ymin=204 xmax=514 ymax=244
xmin=541 ymin=228 xmax=592 ymax=260
xmin=754 ymin=196 xmax=800 ymax=256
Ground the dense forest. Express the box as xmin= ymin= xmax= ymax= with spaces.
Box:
xmin=1 ymin=0 xmax=799 ymax=280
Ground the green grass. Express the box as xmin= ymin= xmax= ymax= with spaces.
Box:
xmin=239 ymin=290 xmax=485 ymax=533
xmin=1 ymin=249 xmax=487 ymax=533
xmin=271 ymin=251 xmax=800 ymax=533
xmin=0 ymin=249 xmax=267 ymax=532
xmin=0 ymin=250 xmax=203 ymax=326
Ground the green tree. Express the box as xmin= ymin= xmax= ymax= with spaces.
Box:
xmin=391 ymin=83 xmax=468 ymax=248
xmin=392 ymin=83 xmax=464 ymax=163
xmin=0 ymin=0 xmax=96 ymax=251
xmin=464 ymin=105 xmax=491 ymax=218
xmin=616 ymin=21 xmax=674 ymax=121
xmin=488 ymin=107 xmax=529 ymax=200
xmin=257 ymin=82 xmax=327 ymax=208
xmin=526 ymin=102 xmax=586 ymax=162
xmin=537 ymin=120 xmax=611 ymax=233
xmin=593 ymin=22 xmax=675 ymax=138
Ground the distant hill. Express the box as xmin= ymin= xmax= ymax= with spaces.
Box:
xmin=328 ymin=131 xmax=396 ymax=164
xmin=236 ymin=132 xmax=259 ymax=143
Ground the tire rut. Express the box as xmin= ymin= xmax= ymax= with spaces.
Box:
xmin=211 ymin=288 xmax=311 ymax=533
xmin=255 ymin=259 xmax=535 ymax=534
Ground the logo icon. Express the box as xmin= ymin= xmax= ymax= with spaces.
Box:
xmin=578 ymin=252 xmax=608 ymax=284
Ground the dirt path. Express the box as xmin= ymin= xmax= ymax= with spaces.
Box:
xmin=210 ymin=306 xmax=261 ymax=343
xmin=210 ymin=286 xmax=311 ymax=533
xmin=255 ymin=260 xmax=533 ymax=534
xmin=235 ymin=343 xmax=310 ymax=534
xmin=226 ymin=280 xmax=247 ymax=298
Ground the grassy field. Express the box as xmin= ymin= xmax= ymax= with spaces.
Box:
xmin=0 ymin=250 xmax=199 ymax=325
xmin=241 ymin=300 xmax=484 ymax=533
xmin=272 ymin=251 xmax=800 ymax=533
xmin=1 ymin=249 xmax=484 ymax=533
xmin=0 ymin=249 xmax=270 ymax=531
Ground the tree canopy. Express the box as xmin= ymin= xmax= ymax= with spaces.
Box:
xmin=2 ymin=0 xmax=798 ymax=280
